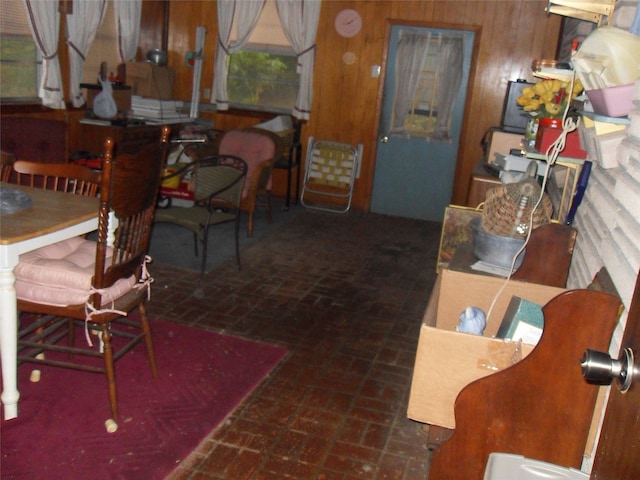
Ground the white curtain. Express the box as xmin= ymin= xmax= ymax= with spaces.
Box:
xmin=275 ymin=0 xmax=320 ymax=120
xmin=390 ymin=30 xmax=430 ymax=136
xmin=212 ymin=0 xmax=266 ymax=110
xmin=114 ymin=0 xmax=142 ymax=62
xmin=390 ymin=30 xmax=463 ymax=142
xmin=430 ymin=36 xmax=463 ymax=142
xmin=22 ymin=0 xmax=64 ymax=109
xmin=67 ymin=0 xmax=108 ymax=107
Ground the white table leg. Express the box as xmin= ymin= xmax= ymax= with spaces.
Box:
xmin=0 ymin=245 xmax=20 ymax=420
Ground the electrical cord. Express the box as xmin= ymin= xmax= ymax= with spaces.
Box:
xmin=485 ymin=73 xmax=579 ymax=324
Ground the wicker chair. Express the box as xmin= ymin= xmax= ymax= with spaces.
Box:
xmin=154 ymin=154 xmax=248 ymax=294
xmin=210 ymin=128 xmax=283 ymax=237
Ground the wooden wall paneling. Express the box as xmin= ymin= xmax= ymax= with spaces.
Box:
xmin=461 ymin=1 xmax=479 ymax=24
xmin=462 ymin=0 xmax=521 ymax=190
xmin=67 ymin=110 xmax=87 ymax=155
xmin=4 ymin=1 xmax=562 ymax=213
xmin=138 ymin=1 xmax=168 ymax=61
xmin=354 ymin=0 xmax=387 ymax=207
xmin=158 ymin=0 xmax=561 ymax=213
xmin=166 ymin=0 xmax=217 ymax=104
xmin=451 ymin=2 xmax=561 ymax=205
xmin=433 ymin=1 xmax=457 ymax=23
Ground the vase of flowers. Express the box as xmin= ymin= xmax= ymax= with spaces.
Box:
xmin=517 ymin=78 xmax=584 ymax=118
xmin=517 ymin=77 xmax=583 ymax=147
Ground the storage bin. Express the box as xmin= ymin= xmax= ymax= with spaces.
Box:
xmin=586 ymin=83 xmax=635 ymax=118
xmin=407 ymin=268 xmax=566 ymax=428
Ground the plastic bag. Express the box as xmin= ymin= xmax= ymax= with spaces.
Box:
xmin=93 ymin=78 xmax=117 ymax=119
xmin=1 ymin=186 xmax=33 ymax=215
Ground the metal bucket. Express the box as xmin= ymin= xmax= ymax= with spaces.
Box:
xmin=471 ymin=217 xmax=526 ymax=269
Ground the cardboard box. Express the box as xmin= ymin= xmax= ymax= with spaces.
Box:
xmin=125 ymin=62 xmax=174 ymax=99
xmin=487 ymin=130 xmax=524 ymax=163
xmin=535 ymin=123 xmax=587 ymax=159
xmin=407 ymin=269 xmax=566 ymax=429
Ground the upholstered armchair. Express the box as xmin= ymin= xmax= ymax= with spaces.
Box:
xmin=209 ymin=128 xmax=284 ymax=237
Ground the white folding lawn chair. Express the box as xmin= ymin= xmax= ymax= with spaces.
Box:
xmin=300 ymin=137 xmax=363 ymax=213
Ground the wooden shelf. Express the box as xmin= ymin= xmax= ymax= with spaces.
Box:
xmin=546 ymin=0 xmax=616 ymax=25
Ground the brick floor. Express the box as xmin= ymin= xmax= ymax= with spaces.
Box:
xmin=151 ymin=209 xmax=442 ymax=479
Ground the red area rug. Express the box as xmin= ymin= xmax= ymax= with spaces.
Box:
xmin=1 ymin=320 xmax=287 ymax=479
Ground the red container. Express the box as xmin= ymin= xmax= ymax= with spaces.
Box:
xmin=534 ymin=118 xmax=587 ymax=159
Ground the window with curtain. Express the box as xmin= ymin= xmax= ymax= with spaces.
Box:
xmin=0 ymin=0 xmax=41 ymax=101
xmin=392 ymin=30 xmax=464 ymax=142
xmin=227 ymin=0 xmax=299 ymax=111
xmin=0 ymin=0 xmax=122 ymax=103
xmin=404 ymin=44 xmax=440 ymax=136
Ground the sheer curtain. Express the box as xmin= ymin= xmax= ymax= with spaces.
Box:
xmin=114 ymin=0 xmax=142 ymax=62
xmin=390 ymin=30 xmax=431 ymax=136
xmin=67 ymin=0 xmax=108 ymax=107
xmin=22 ymin=0 xmax=64 ymax=109
xmin=390 ymin=30 xmax=463 ymax=142
xmin=430 ymin=35 xmax=463 ymax=142
xmin=212 ymin=0 xmax=265 ymax=110
xmin=275 ymin=0 xmax=321 ymax=120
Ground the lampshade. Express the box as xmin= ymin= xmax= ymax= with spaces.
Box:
xmin=481 ymin=176 xmax=552 ymax=238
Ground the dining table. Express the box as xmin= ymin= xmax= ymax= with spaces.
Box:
xmin=0 ymin=183 xmax=99 ymax=420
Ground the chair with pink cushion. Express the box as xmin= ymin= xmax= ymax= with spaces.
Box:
xmin=15 ymin=126 xmax=170 ymax=432
xmin=211 ymin=127 xmax=283 ymax=237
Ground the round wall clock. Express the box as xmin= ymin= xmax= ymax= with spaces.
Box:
xmin=335 ymin=9 xmax=362 ymax=38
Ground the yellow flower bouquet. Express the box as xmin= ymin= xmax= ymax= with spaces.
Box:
xmin=517 ymin=78 xmax=584 ymax=118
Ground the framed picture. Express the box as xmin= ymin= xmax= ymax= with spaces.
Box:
xmin=437 ymin=205 xmax=483 ymax=273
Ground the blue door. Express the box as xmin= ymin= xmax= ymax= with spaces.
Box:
xmin=370 ymin=24 xmax=477 ymax=221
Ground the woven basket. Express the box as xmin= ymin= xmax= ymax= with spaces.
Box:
xmin=482 ymin=178 xmax=552 ymax=238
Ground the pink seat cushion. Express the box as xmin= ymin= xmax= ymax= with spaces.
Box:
xmin=16 ymin=237 xmax=137 ymax=307
xmin=218 ymin=130 xmax=276 ymax=196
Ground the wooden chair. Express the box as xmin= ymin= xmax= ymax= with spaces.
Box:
xmin=210 ymin=127 xmax=283 ymax=237
xmin=15 ymin=126 xmax=170 ymax=432
xmin=154 ymin=154 xmax=248 ymax=294
xmin=1 ymin=150 xmax=16 ymax=182
xmin=12 ymin=160 xmax=101 ymax=197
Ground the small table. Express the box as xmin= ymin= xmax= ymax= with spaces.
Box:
xmin=0 ymin=185 xmax=99 ymax=420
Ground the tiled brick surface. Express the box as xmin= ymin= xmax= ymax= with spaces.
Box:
xmin=155 ymin=210 xmax=440 ymax=479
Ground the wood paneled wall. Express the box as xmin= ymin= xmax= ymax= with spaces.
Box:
xmin=161 ymin=1 xmax=562 ymax=210
xmin=1 ymin=1 xmax=561 ymax=211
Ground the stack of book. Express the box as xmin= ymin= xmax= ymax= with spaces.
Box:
xmin=130 ymin=95 xmax=189 ymax=124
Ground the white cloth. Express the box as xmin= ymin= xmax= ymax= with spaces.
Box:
xmin=275 ymin=0 xmax=321 ymax=120
xmin=22 ymin=0 xmax=64 ymax=109
xmin=114 ymin=0 xmax=142 ymax=62
xmin=212 ymin=0 xmax=265 ymax=110
xmin=67 ymin=0 xmax=108 ymax=107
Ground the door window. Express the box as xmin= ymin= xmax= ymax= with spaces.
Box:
xmin=391 ymin=29 xmax=464 ymax=142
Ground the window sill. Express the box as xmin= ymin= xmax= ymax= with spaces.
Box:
xmin=0 ymin=100 xmax=45 ymax=114
xmin=227 ymin=103 xmax=291 ymax=116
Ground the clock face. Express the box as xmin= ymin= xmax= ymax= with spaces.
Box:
xmin=335 ymin=9 xmax=362 ymax=38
